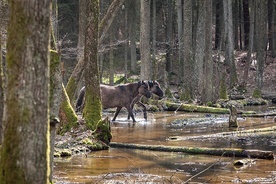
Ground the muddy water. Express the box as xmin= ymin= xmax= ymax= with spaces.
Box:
xmin=54 ymin=108 xmax=276 ymax=183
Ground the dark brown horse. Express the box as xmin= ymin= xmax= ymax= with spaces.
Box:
xmin=128 ymin=80 xmax=164 ymax=120
xmin=76 ymin=81 xmax=151 ymax=122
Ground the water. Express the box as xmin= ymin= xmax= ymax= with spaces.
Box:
xmin=54 ymin=109 xmax=276 ymax=183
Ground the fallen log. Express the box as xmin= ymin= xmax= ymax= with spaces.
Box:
xmin=167 ymin=126 xmax=276 ymax=141
xmin=110 ymin=142 xmax=274 ymax=160
xmin=165 ymin=101 xmax=230 ymax=114
xmin=240 ymin=111 xmax=276 ymax=117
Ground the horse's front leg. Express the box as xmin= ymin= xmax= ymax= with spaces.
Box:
xmin=112 ymin=107 xmax=122 ymax=121
xmin=128 ymin=95 xmax=142 ymax=120
xmin=136 ymin=101 xmax=147 ymax=121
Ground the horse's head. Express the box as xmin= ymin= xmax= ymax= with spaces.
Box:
xmin=138 ymin=81 xmax=151 ymax=98
xmin=148 ymin=80 xmax=164 ymax=100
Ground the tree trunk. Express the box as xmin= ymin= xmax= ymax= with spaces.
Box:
xmin=0 ymin=0 xmax=3 ymax=144
xmin=243 ymin=0 xmax=250 ymax=49
xmin=128 ymin=0 xmax=137 ymax=73
xmin=195 ymin=0 xmax=205 ymax=97
xmin=176 ymin=0 xmax=183 ymax=80
xmin=83 ymin=0 xmax=102 ymax=130
xmin=182 ymin=0 xmax=193 ymax=101
xmin=201 ymin=0 xmax=213 ymax=104
xmin=242 ymin=0 xmax=255 ymax=87
xmin=49 ymin=50 xmax=62 ymax=182
xmin=255 ymin=0 xmax=267 ymax=91
xmin=165 ymin=0 xmax=173 ymax=75
xmin=109 ymin=28 xmax=114 ymax=85
xmin=110 ymin=142 xmax=274 ymax=160
xmin=140 ymin=0 xmax=151 ymax=80
xmin=0 ymin=0 xmax=51 ymax=183
xmin=152 ymin=0 xmax=157 ymax=80
xmin=223 ymin=0 xmax=238 ymax=88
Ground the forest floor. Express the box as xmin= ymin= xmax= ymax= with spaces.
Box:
xmin=234 ymin=51 xmax=276 ymax=97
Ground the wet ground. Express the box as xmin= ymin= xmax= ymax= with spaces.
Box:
xmin=54 ymin=106 xmax=276 ymax=183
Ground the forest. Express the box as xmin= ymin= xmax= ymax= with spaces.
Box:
xmin=0 ymin=0 xmax=275 ymax=183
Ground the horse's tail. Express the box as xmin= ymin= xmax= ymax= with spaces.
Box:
xmin=76 ymin=86 xmax=86 ymax=112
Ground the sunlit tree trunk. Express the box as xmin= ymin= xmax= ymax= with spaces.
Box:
xmin=0 ymin=0 xmax=51 ymax=183
xmin=109 ymin=28 xmax=114 ymax=85
xmin=152 ymin=0 xmax=157 ymax=80
xmin=83 ymin=0 xmax=102 ymax=130
xmin=140 ymin=0 xmax=151 ymax=80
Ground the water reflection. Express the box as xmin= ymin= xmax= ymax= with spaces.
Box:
xmin=54 ymin=110 xmax=276 ymax=183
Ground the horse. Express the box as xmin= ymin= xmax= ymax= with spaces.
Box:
xmin=128 ymin=80 xmax=164 ymax=120
xmin=75 ymin=81 xmax=151 ymax=122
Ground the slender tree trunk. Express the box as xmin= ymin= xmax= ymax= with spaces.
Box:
xmin=182 ymin=0 xmax=193 ymax=101
xmin=242 ymin=0 xmax=255 ymax=87
xmin=140 ymin=0 xmax=151 ymax=80
xmin=195 ymin=0 xmax=205 ymax=96
xmin=109 ymin=29 xmax=114 ymax=85
xmin=255 ymin=0 xmax=267 ymax=92
xmin=128 ymin=0 xmax=137 ymax=73
xmin=214 ymin=1 xmax=222 ymax=49
xmin=83 ymin=0 xmax=102 ymax=130
xmin=124 ymin=7 xmax=128 ymax=81
xmin=152 ymin=0 xmax=157 ymax=80
xmin=201 ymin=0 xmax=213 ymax=104
xmin=165 ymin=0 xmax=173 ymax=75
xmin=243 ymin=0 xmax=250 ymax=49
xmin=0 ymin=0 xmax=51 ymax=183
xmin=223 ymin=0 xmax=238 ymax=88
xmin=0 ymin=0 xmax=3 ymax=144
xmin=176 ymin=0 xmax=183 ymax=80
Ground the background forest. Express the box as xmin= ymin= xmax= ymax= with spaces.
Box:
xmin=56 ymin=0 xmax=275 ymax=105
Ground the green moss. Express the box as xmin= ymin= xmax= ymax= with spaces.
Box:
xmin=83 ymin=91 xmax=102 ymax=130
xmin=165 ymin=88 xmax=173 ymax=98
xmin=58 ymin=84 xmax=78 ymax=134
xmin=65 ymin=77 xmax=77 ymax=102
xmin=93 ymin=117 xmax=112 ymax=145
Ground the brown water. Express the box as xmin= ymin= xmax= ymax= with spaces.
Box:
xmin=54 ymin=108 xmax=276 ymax=183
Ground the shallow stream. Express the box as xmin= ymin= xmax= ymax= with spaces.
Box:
xmin=54 ymin=106 xmax=276 ymax=183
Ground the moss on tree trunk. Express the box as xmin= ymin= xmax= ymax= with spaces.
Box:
xmin=58 ymin=84 xmax=78 ymax=134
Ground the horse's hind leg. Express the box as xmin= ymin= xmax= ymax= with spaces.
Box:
xmin=126 ymin=106 xmax=136 ymax=122
xmin=112 ymin=107 xmax=122 ymax=121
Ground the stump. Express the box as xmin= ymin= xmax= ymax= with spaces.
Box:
xmin=229 ymin=105 xmax=238 ymax=127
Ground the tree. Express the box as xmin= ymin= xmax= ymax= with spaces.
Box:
xmin=0 ymin=0 xmax=51 ymax=183
xmin=181 ymin=0 xmax=193 ymax=101
xmin=140 ymin=0 xmax=151 ymax=80
xmin=223 ymin=0 xmax=238 ymax=88
xmin=0 ymin=0 xmax=4 ymax=144
xmin=83 ymin=0 xmax=102 ymax=130
xmin=201 ymin=0 xmax=213 ymax=104
xmin=254 ymin=0 xmax=267 ymax=96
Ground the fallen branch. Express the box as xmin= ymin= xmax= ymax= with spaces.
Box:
xmin=110 ymin=142 xmax=274 ymax=160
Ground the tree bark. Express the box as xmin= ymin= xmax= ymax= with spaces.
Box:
xmin=83 ymin=0 xmax=102 ymax=130
xmin=140 ymin=0 xmax=151 ymax=80
xmin=110 ymin=142 xmax=274 ymax=160
xmin=223 ymin=0 xmax=238 ymax=88
xmin=255 ymin=0 xmax=267 ymax=91
xmin=176 ymin=0 xmax=183 ymax=79
xmin=201 ymin=0 xmax=213 ymax=104
xmin=182 ymin=0 xmax=193 ymax=101
xmin=128 ymin=0 xmax=137 ymax=73
xmin=0 ymin=0 xmax=51 ymax=183
xmin=0 ymin=0 xmax=3 ymax=144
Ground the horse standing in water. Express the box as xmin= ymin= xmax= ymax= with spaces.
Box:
xmin=128 ymin=80 xmax=164 ymax=120
xmin=76 ymin=81 xmax=151 ymax=122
